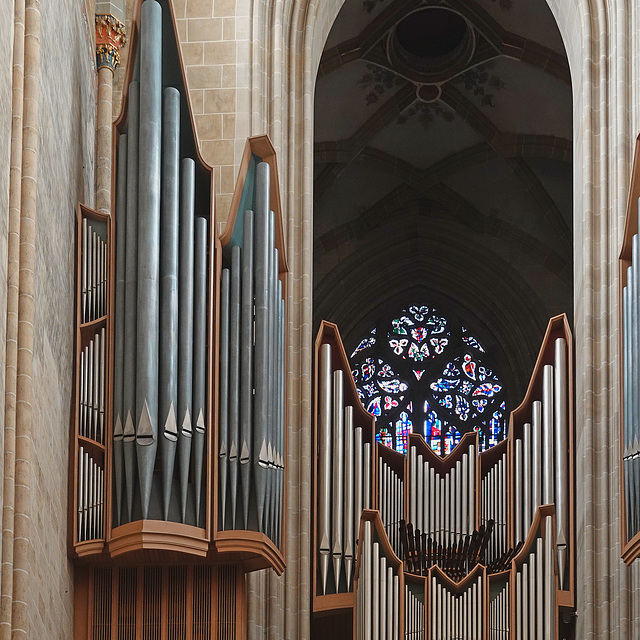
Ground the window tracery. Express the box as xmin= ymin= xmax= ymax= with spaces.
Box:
xmin=350 ymin=304 xmax=507 ymax=454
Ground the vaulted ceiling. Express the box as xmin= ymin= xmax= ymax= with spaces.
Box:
xmin=313 ymin=0 xmax=572 ymax=398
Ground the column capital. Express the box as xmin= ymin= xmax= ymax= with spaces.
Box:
xmin=95 ymin=14 xmax=127 ymax=72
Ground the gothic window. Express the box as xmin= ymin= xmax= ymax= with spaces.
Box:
xmin=350 ymin=305 xmax=507 ymax=455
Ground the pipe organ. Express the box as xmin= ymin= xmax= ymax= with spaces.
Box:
xmin=70 ymin=1 xmax=286 ymax=637
xmin=620 ymin=144 xmax=640 ymax=564
xmin=313 ymin=316 xmax=575 ymax=638
xmin=217 ymin=165 xmax=286 ymax=545
xmin=317 ymin=339 xmax=374 ymax=595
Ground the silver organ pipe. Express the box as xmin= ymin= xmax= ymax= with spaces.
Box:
xmin=356 ymin=518 xmax=401 ymax=640
xmin=405 ymin=581 xmax=424 ymax=640
xmin=378 ymin=450 xmax=403 ymax=557
xmin=315 ymin=317 xmax=573 ymax=638
xmin=112 ymin=0 xmax=212 ymax=526
xmin=317 ymin=341 xmax=374 ymax=594
xmin=489 ymin=578 xmax=509 ymax=639
xmin=512 ymin=514 xmax=556 ymax=640
xmin=216 ymin=160 xmax=286 ymax=544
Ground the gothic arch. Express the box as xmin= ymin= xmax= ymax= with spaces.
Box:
xmin=244 ymin=0 xmax=639 ymax=637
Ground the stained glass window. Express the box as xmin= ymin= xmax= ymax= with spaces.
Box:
xmin=351 ymin=304 xmax=507 ymax=454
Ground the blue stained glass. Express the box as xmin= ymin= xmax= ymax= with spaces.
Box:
xmin=473 ymin=382 xmax=502 ymax=398
xmin=367 ymin=397 xmax=381 ymax=416
xmin=377 ymin=428 xmax=393 ymax=449
xmin=378 ymin=379 xmax=408 ymax=394
xmin=351 ymin=336 xmax=376 ymax=358
xmin=351 ymin=303 xmax=507 ymax=455
xmin=431 ymin=378 xmax=459 ymax=393
xmin=411 ymin=327 xmax=428 ymax=343
xmin=395 ymin=411 xmax=412 ymax=454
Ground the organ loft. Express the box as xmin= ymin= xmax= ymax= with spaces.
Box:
xmin=0 ymin=0 xmax=638 ymax=638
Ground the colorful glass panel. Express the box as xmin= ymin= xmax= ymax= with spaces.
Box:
xmin=351 ymin=304 xmax=507 ymax=455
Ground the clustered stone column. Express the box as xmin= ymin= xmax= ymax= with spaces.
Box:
xmin=95 ymin=14 xmax=126 ymax=215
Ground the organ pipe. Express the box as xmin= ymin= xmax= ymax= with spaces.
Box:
xmin=112 ymin=0 xmax=211 ymax=527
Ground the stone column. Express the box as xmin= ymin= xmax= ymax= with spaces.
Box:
xmin=95 ymin=14 xmax=126 ymax=215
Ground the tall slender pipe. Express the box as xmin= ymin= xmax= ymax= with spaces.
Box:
xmin=532 ymin=401 xmax=542 ymax=515
xmin=122 ymin=80 xmax=140 ymax=523
xmin=239 ymin=210 xmax=254 ymax=529
xmin=354 ymin=426 xmax=363 ymax=544
xmin=542 ymin=365 xmax=555 ymax=505
xmin=253 ymin=163 xmax=270 ymax=532
xmin=192 ymin=217 xmax=208 ymax=527
xmin=327 ymin=392 xmax=345 ymax=568
xmin=178 ymin=159 xmax=195 ymax=523
xmin=113 ymin=131 xmax=128 ymax=516
xmin=523 ymin=423 xmax=531 ymax=535
xmin=218 ymin=269 xmax=230 ymax=528
xmin=344 ymin=406 xmax=354 ymax=590
xmin=554 ymin=337 xmax=569 ymax=589
xmin=136 ymin=0 xmax=163 ymax=519
xmin=159 ymin=87 xmax=180 ymax=521
xmin=227 ymin=246 xmax=242 ymax=529
xmin=318 ymin=343 xmax=332 ymax=594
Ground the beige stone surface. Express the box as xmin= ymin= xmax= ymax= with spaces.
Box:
xmin=23 ymin=0 xmax=96 ymax=635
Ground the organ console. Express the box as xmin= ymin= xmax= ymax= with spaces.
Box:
xmin=313 ymin=315 xmax=575 ymax=638
xmin=70 ymin=1 xmax=287 ymax=637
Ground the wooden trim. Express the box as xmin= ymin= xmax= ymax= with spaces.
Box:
xmin=213 ymin=531 xmax=286 ymax=575
xmin=108 ymin=520 xmax=209 ymax=558
xmin=312 ymin=321 xmax=376 ymax=610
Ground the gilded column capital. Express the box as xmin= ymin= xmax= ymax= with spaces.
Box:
xmin=95 ymin=14 xmax=127 ymax=72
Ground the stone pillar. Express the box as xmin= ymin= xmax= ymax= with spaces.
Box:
xmin=95 ymin=14 xmax=126 ymax=215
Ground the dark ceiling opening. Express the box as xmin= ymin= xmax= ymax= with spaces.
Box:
xmin=395 ymin=8 xmax=468 ymax=61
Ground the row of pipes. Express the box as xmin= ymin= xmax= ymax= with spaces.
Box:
xmin=379 ymin=456 xmax=403 ymax=557
xmin=512 ymin=338 xmax=568 ymax=589
xmin=408 ymin=443 xmax=476 ymax=547
xmin=481 ymin=452 xmax=507 ymax=564
xmin=405 ymin=583 xmax=425 ymax=640
xmin=430 ymin=572 xmax=484 ymax=640
xmin=623 ymin=226 xmax=640 ymax=540
xmin=81 ymin=219 xmax=108 ymax=323
xmin=77 ymin=446 xmax=104 ymax=542
xmin=488 ymin=581 xmax=509 ymax=639
xmin=318 ymin=342 xmax=372 ymax=594
xmin=513 ymin=517 xmax=556 ymax=639
xmin=356 ymin=519 xmax=401 ymax=640
xmin=218 ymin=163 xmax=286 ymax=545
xmin=112 ymin=0 xmax=209 ymax=526
xmin=79 ymin=326 xmax=106 ymax=444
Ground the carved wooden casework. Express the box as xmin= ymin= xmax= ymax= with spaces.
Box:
xmin=71 ymin=1 xmax=286 ymax=637
xmin=312 ymin=314 xmax=575 ymax=638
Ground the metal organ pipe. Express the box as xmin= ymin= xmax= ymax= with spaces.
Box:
xmin=332 ymin=370 xmax=345 ymax=589
xmin=159 ymin=87 xmax=180 ymax=521
xmin=177 ymin=158 xmax=195 ymax=524
xmin=318 ymin=343 xmax=332 ymax=594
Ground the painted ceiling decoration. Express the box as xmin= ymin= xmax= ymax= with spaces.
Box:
xmin=313 ymin=0 xmax=573 ymax=402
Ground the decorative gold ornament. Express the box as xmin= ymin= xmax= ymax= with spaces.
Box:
xmin=95 ymin=14 xmax=127 ymax=71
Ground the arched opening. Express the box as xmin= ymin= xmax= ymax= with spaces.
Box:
xmin=313 ymin=0 xmax=572 ymax=434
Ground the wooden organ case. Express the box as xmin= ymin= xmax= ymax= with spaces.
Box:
xmin=313 ymin=316 xmax=576 ymax=639
xmin=70 ymin=1 xmax=287 ymax=637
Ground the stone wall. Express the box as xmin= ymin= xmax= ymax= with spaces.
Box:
xmin=26 ymin=0 xmax=96 ymax=635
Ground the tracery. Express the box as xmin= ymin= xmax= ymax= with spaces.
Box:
xmin=351 ymin=304 xmax=507 ymax=454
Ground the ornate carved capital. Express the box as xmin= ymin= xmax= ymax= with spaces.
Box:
xmin=95 ymin=14 xmax=127 ymax=72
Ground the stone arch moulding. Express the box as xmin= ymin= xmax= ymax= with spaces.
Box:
xmin=244 ymin=0 xmax=635 ymax=638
